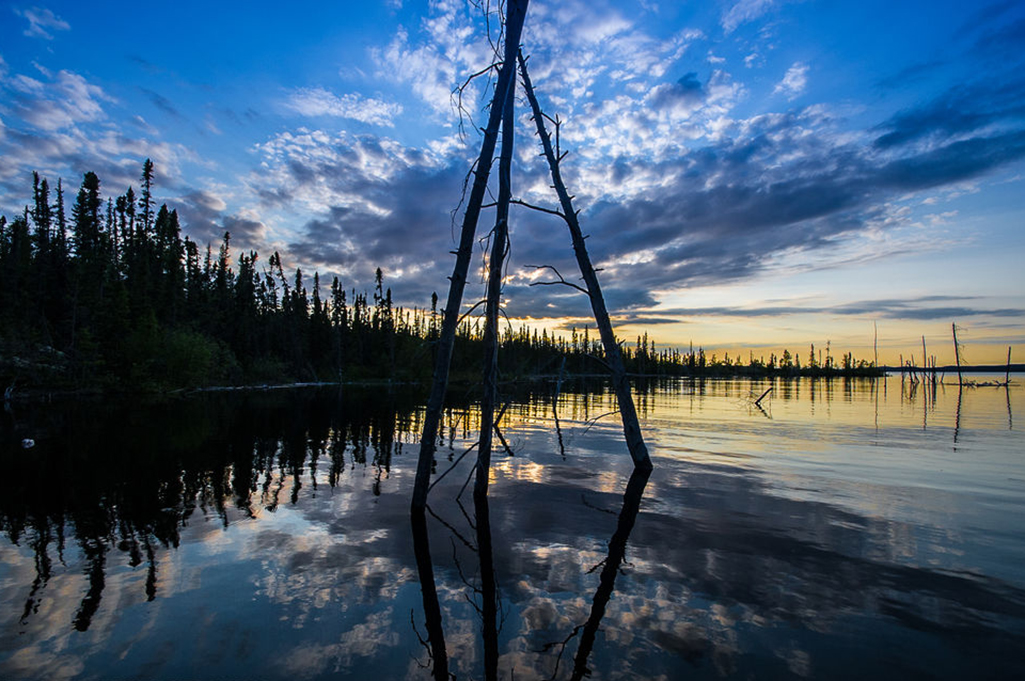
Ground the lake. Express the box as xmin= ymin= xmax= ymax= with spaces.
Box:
xmin=1 ymin=375 xmax=1023 ymax=680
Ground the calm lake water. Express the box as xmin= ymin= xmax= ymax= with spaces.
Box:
xmin=1 ymin=375 xmax=1023 ymax=680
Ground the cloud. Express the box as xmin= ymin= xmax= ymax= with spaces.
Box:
xmin=5 ymin=69 xmax=114 ymax=131
xmin=0 ymin=64 xmax=198 ymax=217
xmin=141 ymin=87 xmax=184 ymax=120
xmin=721 ymin=0 xmax=777 ymax=33
xmin=773 ymin=62 xmax=808 ymax=100
xmin=371 ymin=3 xmax=495 ymax=118
xmin=14 ymin=6 xmax=70 ymax=40
xmin=284 ymin=88 xmax=403 ymax=127
xmin=236 ymin=40 xmax=1025 ymax=320
xmin=647 ymin=73 xmax=706 ymax=113
xmin=500 ymin=97 xmax=1025 ymax=314
xmin=174 ymin=188 xmax=268 ymax=249
xmin=241 ymin=127 xmax=475 ymax=296
xmin=873 ymin=77 xmax=1025 ymax=149
xmin=625 ymin=296 xmax=1025 ymax=323
xmin=4 ymin=1 xmax=1016 ymax=335
xmin=874 ymin=60 xmax=945 ymax=91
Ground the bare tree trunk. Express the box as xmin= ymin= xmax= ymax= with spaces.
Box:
xmin=411 ymin=0 xmax=530 ymax=511
xmin=475 ymin=63 xmax=516 ymax=501
xmin=518 ymin=53 xmax=652 ymax=471
xmin=952 ymin=322 xmax=963 ymax=386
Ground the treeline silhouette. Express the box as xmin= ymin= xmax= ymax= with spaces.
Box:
xmin=1 ymin=161 xmax=878 ymax=392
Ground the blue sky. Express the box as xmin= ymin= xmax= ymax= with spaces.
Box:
xmin=2 ymin=0 xmax=1024 ymax=364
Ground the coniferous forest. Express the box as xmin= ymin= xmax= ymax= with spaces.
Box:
xmin=0 ymin=161 xmax=879 ymax=394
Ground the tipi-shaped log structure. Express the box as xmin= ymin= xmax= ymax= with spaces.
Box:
xmin=411 ymin=0 xmax=652 ymax=512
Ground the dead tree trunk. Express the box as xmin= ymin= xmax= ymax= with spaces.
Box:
xmin=475 ymin=63 xmax=516 ymax=501
xmin=952 ymin=322 xmax=963 ymax=386
xmin=519 ymin=53 xmax=652 ymax=471
xmin=411 ymin=0 xmax=530 ymax=511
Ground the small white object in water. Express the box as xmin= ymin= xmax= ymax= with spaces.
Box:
xmin=21 ymin=438 xmax=35 ymax=449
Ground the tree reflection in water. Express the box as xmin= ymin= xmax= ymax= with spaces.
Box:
xmin=410 ymin=464 xmax=650 ymax=680
xmin=1 ymin=385 xmax=429 ymax=634
xmin=2 ymin=378 xmax=1024 ymax=680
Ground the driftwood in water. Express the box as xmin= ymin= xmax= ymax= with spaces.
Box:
xmin=518 ymin=52 xmax=652 ymax=471
xmin=411 ymin=0 xmax=530 ymax=512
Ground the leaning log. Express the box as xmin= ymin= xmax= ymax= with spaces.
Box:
xmin=519 ymin=52 xmax=652 ymax=471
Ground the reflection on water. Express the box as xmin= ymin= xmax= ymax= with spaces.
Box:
xmin=1 ymin=377 xmax=1024 ymax=679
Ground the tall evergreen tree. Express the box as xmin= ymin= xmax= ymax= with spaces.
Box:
xmin=139 ymin=159 xmax=155 ymax=235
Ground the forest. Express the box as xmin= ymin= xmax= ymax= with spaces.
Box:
xmin=0 ymin=161 xmax=880 ymax=394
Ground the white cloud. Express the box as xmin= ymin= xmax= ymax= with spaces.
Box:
xmin=925 ymin=210 xmax=958 ymax=226
xmin=284 ymin=88 xmax=403 ymax=127
xmin=7 ymin=69 xmax=115 ymax=131
xmin=0 ymin=65 xmax=197 ymax=204
xmin=14 ymin=6 xmax=70 ymax=40
xmin=722 ymin=0 xmax=777 ymax=33
xmin=774 ymin=62 xmax=808 ymax=100
xmin=371 ymin=2 xmax=493 ymax=118
xmin=251 ymin=127 xmax=442 ymax=217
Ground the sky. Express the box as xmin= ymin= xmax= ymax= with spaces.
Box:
xmin=1 ymin=0 xmax=1023 ymax=365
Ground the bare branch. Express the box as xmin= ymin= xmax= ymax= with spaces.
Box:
xmin=580 ymin=410 xmax=619 ymax=435
xmin=457 ymin=299 xmax=488 ymax=326
xmin=524 ymin=264 xmax=590 ymax=296
xmin=510 ymin=198 xmax=565 ymax=219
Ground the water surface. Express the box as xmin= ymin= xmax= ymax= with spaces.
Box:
xmin=1 ymin=376 xmax=1023 ymax=679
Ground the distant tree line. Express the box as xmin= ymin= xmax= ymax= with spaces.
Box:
xmin=0 ymin=162 xmax=879 ymax=393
